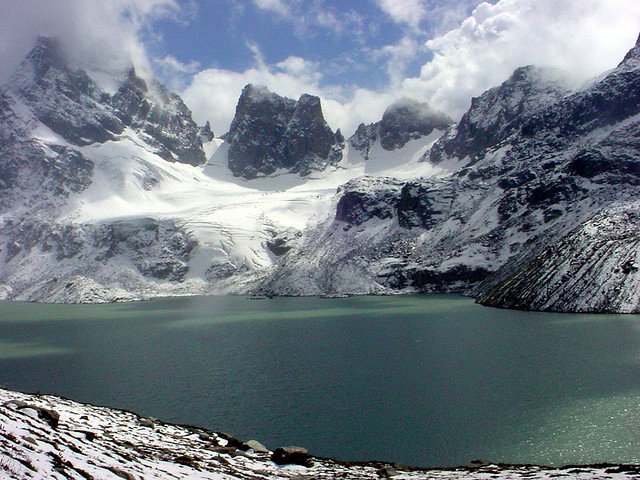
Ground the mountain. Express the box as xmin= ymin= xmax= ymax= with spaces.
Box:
xmin=259 ymin=35 xmax=640 ymax=312
xmin=350 ymin=98 xmax=452 ymax=160
xmin=9 ymin=37 xmax=205 ymax=166
xmin=1 ymin=34 xmax=639 ymax=312
xmin=225 ymin=84 xmax=344 ymax=179
xmin=428 ymin=65 xmax=571 ymax=163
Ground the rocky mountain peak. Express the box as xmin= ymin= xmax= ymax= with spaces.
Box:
xmin=198 ymin=121 xmax=214 ymax=142
xmin=26 ymin=36 xmax=68 ymax=76
xmin=226 ymin=84 xmax=343 ymax=179
xmin=620 ymin=32 xmax=640 ymax=66
xmin=348 ymin=98 xmax=452 ymax=159
xmin=379 ymin=98 xmax=452 ymax=151
xmin=428 ymin=65 xmax=571 ymax=163
xmin=2 ymin=37 xmax=205 ymax=166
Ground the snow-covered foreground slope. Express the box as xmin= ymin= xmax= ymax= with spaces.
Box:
xmin=2 ymin=388 xmax=640 ymax=480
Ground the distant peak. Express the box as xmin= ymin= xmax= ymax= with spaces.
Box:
xmin=382 ymin=97 xmax=452 ymax=125
xmin=297 ymin=93 xmax=321 ymax=107
xmin=241 ymin=84 xmax=274 ymax=101
xmin=27 ymin=35 xmax=68 ymax=73
xmin=510 ymin=65 xmax=538 ymax=80
xmin=619 ymin=32 xmax=640 ymax=65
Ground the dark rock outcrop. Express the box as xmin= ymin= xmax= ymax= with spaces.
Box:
xmin=226 ymin=84 xmax=343 ymax=179
xmin=335 ymin=177 xmax=403 ymax=227
xmin=271 ymin=446 xmax=311 ymax=466
xmin=198 ymin=121 xmax=214 ymax=142
xmin=349 ymin=98 xmax=452 ymax=160
xmin=428 ymin=66 xmax=571 ymax=163
xmin=6 ymin=36 xmax=205 ymax=166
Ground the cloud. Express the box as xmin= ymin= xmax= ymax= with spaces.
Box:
xmin=250 ymin=0 xmax=365 ymax=38
xmin=375 ymin=0 xmax=427 ymax=30
xmin=0 ymin=0 xmax=181 ymax=84
xmin=400 ymin=0 xmax=640 ymax=119
xmin=251 ymin=0 xmax=295 ymax=17
xmin=375 ymin=0 xmax=480 ymax=34
xmin=152 ymin=55 xmax=201 ymax=91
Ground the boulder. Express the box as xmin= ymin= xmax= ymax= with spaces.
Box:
xmin=243 ymin=439 xmax=269 ymax=453
xmin=271 ymin=446 xmax=310 ymax=466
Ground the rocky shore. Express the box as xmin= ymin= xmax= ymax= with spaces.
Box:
xmin=1 ymin=388 xmax=639 ymax=479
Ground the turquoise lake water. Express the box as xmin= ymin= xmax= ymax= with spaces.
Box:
xmin=1 ymin=294 xmax=639 ymax=467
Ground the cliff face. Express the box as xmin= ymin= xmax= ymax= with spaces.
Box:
xmin=226 ymin=85 xmax=344 ymax=179
xmin=6 ymin=36 xmax=205 ymax=166
xmin=477 ymin=203 xmax=640 ymax=313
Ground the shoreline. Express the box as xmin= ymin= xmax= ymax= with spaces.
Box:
xmin=1 ymin=386 xmax=639 ymax=479
xmin=1 ymin=291 xmax=638 ymax=315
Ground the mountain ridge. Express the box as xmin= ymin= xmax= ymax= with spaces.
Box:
xmin=0 ymin=35 xmax=638 ymax=312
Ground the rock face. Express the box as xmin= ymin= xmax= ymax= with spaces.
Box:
xmin=350 ymin=98 xmax=452 ymax=160
xmin=226 ymin=84 xmax=344 ymax=178
xmin=198 ymin=121 xmax=214 ymax=142
xmin=262 ymin=35 xmax=640 ymax=312
xmin=478 ymin=203 xmax=640 ymax=313
xmin=2 ymin=217 xmax=196 ymax=302
xmin=428 ymin=66 xmax=571 ymax=163
xmin=7 ymin=36 xmax=205 ymax=166
xmin=110 ymin=68 xmax=206 ymax=166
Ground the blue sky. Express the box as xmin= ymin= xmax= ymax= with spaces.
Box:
xmin=2 ymin=0 xmax=640 ymax=135
xmin=148 ymin=0 xmax=478 ymax=91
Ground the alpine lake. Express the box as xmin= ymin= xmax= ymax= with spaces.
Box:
xmin=1 ymin=294 xmax=640 ymax=468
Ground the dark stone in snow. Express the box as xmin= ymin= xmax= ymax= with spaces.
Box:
xmin=271 ymin=446 xmax=311 ymax=466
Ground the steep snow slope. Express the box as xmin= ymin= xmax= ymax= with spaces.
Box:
xmin=478 ymin=202 xmax=640 ymax=313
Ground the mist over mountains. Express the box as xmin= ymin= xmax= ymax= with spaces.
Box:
xmin=0 ymin=33 xmax=639 ymax=312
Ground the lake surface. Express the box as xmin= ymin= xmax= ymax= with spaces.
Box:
xmin=1 ymin=294 xmax=640 ymax=467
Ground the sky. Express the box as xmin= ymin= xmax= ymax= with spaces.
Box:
xmin=1 ymin=0 xmax=640 ymax=136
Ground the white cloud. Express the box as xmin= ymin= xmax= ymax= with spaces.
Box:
xmin=369 ymin=35 xmax=423 ymax=87
xmin=252 ymin=0 xmax=294 ymax=17
xmin=400 ymin=0 xmax=640 ymax=119
xmin=0 ymin=0 xmax=181 ymax=83
xmin=375 ymin=0 xmax=479 ymax=33
xmin=154 ymin=55 xmax=201 ymax=74
xmin=375 ymin=0 xmax=427 ymax=29
xmin=152 ymin=55 xmax=201 ymax=91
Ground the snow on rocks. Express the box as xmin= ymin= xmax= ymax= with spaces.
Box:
xmin=1 ymin=388 xmax=639 ymax=480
